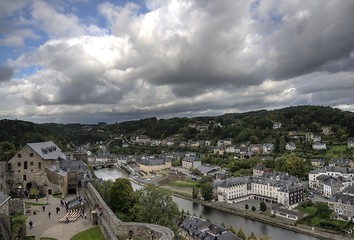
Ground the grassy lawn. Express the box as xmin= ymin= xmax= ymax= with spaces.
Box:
xmin=40 ymin=238 xmax=57 ymax=240
xmin=25 ymin=201 xmax=48 ymax=208
xmin=70 ymin=227 xmax=105 ymax=240
xmin=310 ymin=216 xmax=323 ymax=226
xmin=168 ymin=180 xmax=198 ymax=188
xmin=325 ymin=145 xmax=347 ymax=158
xmin=296 ymin=205 xmax=317 ymax=215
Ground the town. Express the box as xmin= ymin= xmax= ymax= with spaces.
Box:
xmin=0 ymin=106 xmax=354 ymax=239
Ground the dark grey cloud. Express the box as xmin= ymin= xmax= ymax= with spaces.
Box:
xmin=2 ymin=0 xmax=354 ymax=123
xmin=0 ymin=65 xmax=14 ymax=82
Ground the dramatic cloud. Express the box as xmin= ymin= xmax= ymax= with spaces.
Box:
xmin=0 ymin=65 xmax=14 ymax=82
xmin=0 ymin=0 xmax=354 ymax=123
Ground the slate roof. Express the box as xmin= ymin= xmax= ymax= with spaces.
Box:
xmin=197 ymin=165 xmax=219 ymax=174
xmin=60 ymin=158 xmax=87 ymax=172
xmin=138 ymin=157 xmax=170 ymax=166
xmin=341 ymin=185 xmax=354 ymax=195
xmin=0 ymin=192 xmax=10 ymax=207
xmin=330 ymin=192 xmax=354 ymax=205
xmin=179 ymin=215 xmax=241 ymax=240
xmin=46 ymin=165 xmax=67 ymax=177
xmin=218 ymin=175 xmax=303 ymax=193
xmin=27 ymin=141 xmax=66 ymax=160
xmin=182 ymin=155 xmax=200 ymax=163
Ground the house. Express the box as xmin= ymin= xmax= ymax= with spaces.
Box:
xmin=312 ymin=142 xmax=326 ymax=150
xmin=328 ymin=186 xmax=354 ymax=222
xmin=225 ymin=146 xmax=236 ymax=154
xmin=248 ymin=144 xmax=263 ymax=155
xmin=213 ymin=147 xmax=224 ymax=155
xmin=181 ymin=155 xmax=201 ymax=170
xmin=305 ymin=133 xmax=321 ymax=142
xmin=271 ymin=206 xmax=303 ymax=221
xmin=348 ymin=137 xmax=354 ymax=149
xmin=179 ymin=215 xmax=242 ymax=240
xmin=263 ymin=144 xmax=274 ymax=154
xmin=285 ymin=142 xmax=296 ymax=151
xmin=196 ymin=124 xmax=209 ymax=132
xmin=253 ymin=163 xmax=271 ymax=177
xmin=309 ymin=166 xmax=354 ymax=190
xmin=273 ymin=122 xmax=282 ymax=129
xmin=196 ymin=165 xmax=219 ymax=176
xmin=318 ymin=175 xmax=344 ymax=198
xmin=134 ymin=135 xmax=151 ymax=145
xmin=137 ymin=157 xmax=171 ymax=173
xmin=310 ymin=159 xmax=325 ymax=167
xmin=329 ymin=159 xmax=354 ymax=167
xmin=322 ymin=127 xmax=332 ymax=135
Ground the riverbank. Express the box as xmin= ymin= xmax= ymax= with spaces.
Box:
xmin=133 ymin=177 xmax=351 ymax=240
xmin=171 ymin=190 xmax=352 ymax=240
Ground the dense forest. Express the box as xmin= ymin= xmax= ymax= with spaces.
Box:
xmin=1 ymin=105 xmax=354 ymax=150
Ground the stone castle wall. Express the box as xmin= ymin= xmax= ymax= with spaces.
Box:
xmin=83 ymin=182 xmax=174 ymax=240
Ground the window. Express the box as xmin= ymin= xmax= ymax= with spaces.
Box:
xmin=30 ymin=153 xmax=34 ymax=157
xmin=17 ymin=162 xmax=21 ymax=167
xmin=18 ymin=154 xmax=22 ymax=158
xmin=7 ymin=163 xmax=11 ymax=171
xmin=24 ymin=161 xmax=28 ymax=170
xmin=30 ymin=162 xmax=34 ymax=166
xmin=38 ymin=162 xmax=41 ymax=169
xmin=23 ymin=175 xmax=27 ymax=181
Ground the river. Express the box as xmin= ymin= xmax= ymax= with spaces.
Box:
xmin=95 ymin=168 xmax=319 ymax=240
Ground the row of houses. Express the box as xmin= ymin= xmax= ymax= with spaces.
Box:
xmin=309 ymin=166 xmax=354 ymax=222
xmin=179 ymin=214 xmax=241 ymax=240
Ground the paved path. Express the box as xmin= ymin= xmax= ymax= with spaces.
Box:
xmin=26 ymin=194 xmax=94 ymax=240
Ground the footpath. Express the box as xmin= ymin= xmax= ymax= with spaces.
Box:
xmin=25 ymin=194 xmax=93 ymax=240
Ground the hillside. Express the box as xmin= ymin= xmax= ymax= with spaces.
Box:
xmin=1 ymin=105 xmax=354 ymax=149
xmin=0 ymin=119 xmax=69 ymax=150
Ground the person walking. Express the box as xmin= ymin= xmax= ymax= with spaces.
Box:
xmin=29 ymin=220 xmax=33 ymax=229
xmin=42 ymin=205 xmax=45 ymax=211
xmin=48 ymin=211 xmax=51 ymax=219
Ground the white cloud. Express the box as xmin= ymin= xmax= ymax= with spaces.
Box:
xmin=1 ymin=0 xmax=354 ymax=123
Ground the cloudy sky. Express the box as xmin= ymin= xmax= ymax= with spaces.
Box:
xmin=1 ymin=0 xmax=354 ymax=124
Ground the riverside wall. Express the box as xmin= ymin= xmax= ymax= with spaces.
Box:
xmin=83 ymin=182 xmax=174 ymax=240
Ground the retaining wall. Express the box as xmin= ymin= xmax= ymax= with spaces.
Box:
xmin=83 ymin=182 xmax=174 ymax=240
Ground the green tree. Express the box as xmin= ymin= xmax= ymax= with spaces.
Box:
xmin=283 ymin=153 xmax=305 ymax=178
xmin=237 ymin=228 xmax=247 ymax=240
xmin=200 ymin=182 xmax=213 ymax=201
xmin=314 ymin=202 xmax=332 ymax=218
xmin=29 ymin=187 xmax=40 ymax=198
xmin=0 ymin=141 xmax=16 ymax=162
xmin=107 ymin=178 xmax=137 ymax=221
xmin=136 ymin=184 xmax=180 ymax=233
xmin=192 ymin=186 xmax=199 ymax=199
xmin=260 ymin=202 xmax=267 ymax=212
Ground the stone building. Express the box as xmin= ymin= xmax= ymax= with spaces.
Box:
xmin=8 ymin=141 xmax=89 ymax=196
xmin=137 ymin=156 xmax=171 ymax=173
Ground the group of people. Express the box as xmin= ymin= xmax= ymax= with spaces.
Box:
xmin=28 ymin=195 xmax=87 ymax=230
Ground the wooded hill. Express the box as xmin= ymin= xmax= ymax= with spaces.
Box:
xmin=1 ymin=105 xmax=354 ymax=149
